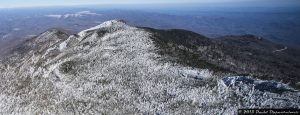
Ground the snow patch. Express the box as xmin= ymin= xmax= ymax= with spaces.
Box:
xmin=45 ymin=11 xmax=102 ymax=19
xmin=1 ymin=34 xmax=10 ymax=39
xmin=78 ymin=20 xmax=127 ymax=37
xmin=13 ymin=28 xmax=21 ymax=31
xmin=273 ymin=46 xmax=288 ymax=53
xmin=179 ymin=69 xmax=212 ymax=80
xmin=45 ymin=15 xmax=62 ymax=19
xmin=59 ymin=41 xmax=67 ymax=51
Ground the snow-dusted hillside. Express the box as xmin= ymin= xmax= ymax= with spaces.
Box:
xmin=0 ymin=20 xmax=299 ymax=114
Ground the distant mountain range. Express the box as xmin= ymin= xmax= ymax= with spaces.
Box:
xmin=0 ymin=20 xmax=299 ymax=114
xmin=1 ymin=9 xmax=300 ymax=50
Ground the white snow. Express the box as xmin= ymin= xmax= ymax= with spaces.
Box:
xmin=273 ymin=46 xmax=288 ymax=53
xmin=78 ymin=20 xmax=127 ymax=37
xmin=13 ymin=28 xmax=21 ymax=31
xmin=45 ymin=14 xmax=62 ymax=19
xmin=45 ymin=11 xmax=102 ymax=19
xmin=1 ymin=34 xmax=10 ymax=39
xmin=0 ymin=20 xmax=299 ymax=115
xmin=59 ymin=41 xmax=67 ymax=51
xmin=179 ymin=69 xmax=212 ymax=79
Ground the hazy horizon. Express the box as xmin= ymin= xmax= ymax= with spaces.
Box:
xmin=0 ymin=0 xmax=300 ymax=9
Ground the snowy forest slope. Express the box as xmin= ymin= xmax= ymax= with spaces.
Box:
xmin=0 ymin=20 xmax=299 ymax=114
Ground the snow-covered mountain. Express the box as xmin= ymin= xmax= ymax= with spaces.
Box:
xmin=0 ymin=20 xmax=299 ymax=114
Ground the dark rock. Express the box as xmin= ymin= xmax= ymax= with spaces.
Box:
xmin=222 ymin=76 xmax=295 ymax=94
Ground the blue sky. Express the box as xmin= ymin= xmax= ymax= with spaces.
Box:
xmin=0 ymin=0 xmax=299 ymax=8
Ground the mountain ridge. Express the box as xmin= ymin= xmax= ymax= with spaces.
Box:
xmin=141 ymin=27 xmax=300 ymax=89
xmin=0 ymin=20 xmax=299 ymax=114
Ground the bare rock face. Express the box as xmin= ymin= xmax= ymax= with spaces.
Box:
xmin=0 ymin=20 xmax=299 ymax=114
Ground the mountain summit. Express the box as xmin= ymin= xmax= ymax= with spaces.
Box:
xmin=0 ymin=20 xmax=299 ymax=114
